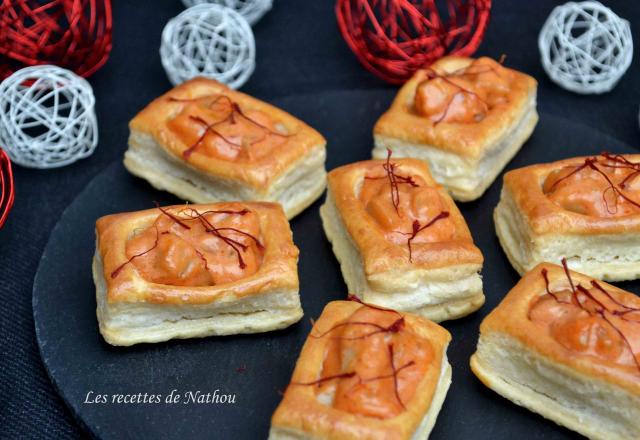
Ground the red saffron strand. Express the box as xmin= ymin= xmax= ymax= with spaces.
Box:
xmin=154 ymin=202 xmax=191 ymax=229
xmin=170 ymin=94 xmax=291 ymax=159
xmin=546 ymin=154 xmax=640 ymax=212
xmin=421 ymin=58 xmax=505 ymax=125
xmin=364 ymin=149 xmax=420 ymax=216
xmin=291 ymin=371 xmax=357 ymax=387
xmin=111 ymin=227 xmax=164 ymax=279
xmin=538 ymin=260 xmax=640 ymax=373
xmin=388 ymin=344 xmax=406 ymax=410
xmin=194 ymin=248 xmax=209 ymax=272
xmin=591 ymin=280 xmax=637 ymax=313
xmin=176 ymin=207 xmax=264 ymax=269
xmin=184 ymin=115 xmax=243 ymax=159
xmin=398 ymin=211 xmax=450 ymax=262
xmin=585 ymin=160 xmax=640 ymax=213
xmin=600 ymin=311 xmax=640 ymax=372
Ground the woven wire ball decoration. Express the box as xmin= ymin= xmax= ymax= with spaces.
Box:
xmin=538 ymin=1 xmax=633 ymax=94
xmin=336 ymin=0 xmax=492 ymax=85
xmin=0 ymin=148 xmax=15 ymax=229
xmin=0 ymin=0 xmax=113 ymax=80
xmin=181 ymin=0 xmax=272 ymax=26
xmin=0 ymin=65 xmax=98 ymax=169
xmin=160 ymin=4 xmax=256 ymax=89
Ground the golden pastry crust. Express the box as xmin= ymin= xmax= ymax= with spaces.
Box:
xmin=471 ymin=262 xmax=640 ymax=439
xmin=502 ymin=154 xmax=640 ymax=235
xmin=475 ymin=262 xmax=640 ymax=395
xmin=495 ymin=154 xmax=640 ymax=281
xmin=130 ymin=77 xmax=325 ymax=189
xmin=320 ymin=157 xmax=483 ymax=321
xmin=372 ymin=56 xmax=538 ymax=201
xmin=270 ymin=301 xmax=452 ymax=440
xmin=94 ymin=202 xmax=302 ymax=345
xmin=326 ymin=158 xmax=482 ymax=273
xmin=125 ymin=78 xmax=327 ymax=219
xmin=374 ymin=56 xmax=537 ymax=159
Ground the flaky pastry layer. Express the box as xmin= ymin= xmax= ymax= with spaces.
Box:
xmin=495 ymin=155 xmax=640 ymax=281
xmin=320 ymin=159 xmax=483 ymax=321
xmin=269 ymin=301 xmax=452 ymax=440
xmin=471 ymin=263 xmax=640 ymax=438
xmin=93 ymin=202 xmax=302 ymax=345
xmin=126 ymin=77 xmax=327 ymax=219
xmin=373 ymin=56 xmax=538 ymax=201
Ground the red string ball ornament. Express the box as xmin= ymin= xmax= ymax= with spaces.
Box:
xmin=0 ymin=148 xmax=14 ymax=229
xmin=0 ymin=0 xmax=113 ymax=80
xmin=336 ymin=0 xmax=492 ymax=84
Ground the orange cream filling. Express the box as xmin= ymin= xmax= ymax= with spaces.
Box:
xmin=359 ymin=170 xmax=454 ymax=247
xmin=125 ymin=206 xmax=263 ymax=286
xmin=166 ymin=95 xmax=288 ymax=162
xmin=414 ymin=57 xmax=513 ymax=124
xmin=529 ymin=286 xmax=640 ymax=375
xmin=543 ymin=160 xmax=640 ymax=218
xmin=315 ymin=306 xmax=432 ymax=418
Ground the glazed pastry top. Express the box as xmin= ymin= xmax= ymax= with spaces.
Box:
xmin=311 ymin=304 xmax=433 ymax=418
xmin=166 ymin=94 xmax=290 ymax=163
xmin=413 ymin=57 xmax=514 ymax=124
xmin=115 ymin=204 xmax=264 ymax=287
xmin=542 ymin=154 xmax=640 ymax=218
xmin=359 ymin=156 xmax=454 ymax=258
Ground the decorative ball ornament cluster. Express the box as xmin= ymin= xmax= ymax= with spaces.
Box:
xmin=0 ymin=66 xmax=98 ymax=169
xmin=181 ymin=0 xmax=272 ymax=26
xmin=538 ymin=1 xmax=633 ymax=94
xmin=0 ymin=0 xmax=113 ymax=80
xmin=0 ymin=148 xmax=15 ymax=229
xmin=336 ymin=0 xmax=492 ymax=84
xmin=160 ymin=4 xmax=256 ymax=89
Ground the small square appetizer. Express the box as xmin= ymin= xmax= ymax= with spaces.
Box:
xmin=125 ymin=78 xmax=327 ymax=219
xmin=269 ymin=300 xmax=452 ymax=440
xmin=471 ymin=261 xmax=640 ymax=440
xmin=93 ymin=202 xmax=302 ymax=346
xmin=373 ymin=56 xmax=538 ymax=201
xmin=495 ymin=153 xmax=640 ymax=281
xmin=320 ymin=154 xmax=484 ymax=322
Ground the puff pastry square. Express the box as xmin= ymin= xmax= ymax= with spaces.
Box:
xmin=93 ymin=202 xmax=302 ymax=346
xmin=269 ymin=300 xmax=452 ymax=440
xmin=373 ymin=56 xmax=538 ymax=201
xmin=471 ymin=262 xmax=640 ymax=440
xmin=125 ymin=78 xmax=327 ymax=219
xmin=495 ymin=153 xmax=640 ymax=282
xmin=320 ymin=156 xmax=484 ymax=322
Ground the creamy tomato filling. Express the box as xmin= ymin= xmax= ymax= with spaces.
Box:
xmin=166 ymin=95 xmax=288 ymax=161
xmin=360 ymin=166 xmax=454 ymax=251
xmin=124 ymin=206 xmax=263 ymax=286
xmin=314 ymin=306 xmax=432 ymax=418
xmin=414 ymin=57 xmax=513 ymax=124
xmin=543 ymin=158 xmax=640 ymax=217
xmin=529 ymin=276 xmax=640 ymax=375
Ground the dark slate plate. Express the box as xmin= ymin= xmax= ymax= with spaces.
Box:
xmin=34 ymin=89 xmax=638 ymax=440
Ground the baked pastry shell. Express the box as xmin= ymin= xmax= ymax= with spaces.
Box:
xmin=474 ymin=262 xmax=640 ymax=394
xmin=95 ymin=202 xmax=299 ymax=306
xmin=324 ymin=158 xmax=483 ymax=277
xmin=495 ymin=155 xmax=640 ymax=281
xmin=373 ymin=56 xmax=537 ymax=160
xmin=269 ymin=301 xmax=452 ymax=440
xmin=129 ymin=77 xmax=326 ymax=190
xmin=94 ymin=202 xmax=303 ymax=345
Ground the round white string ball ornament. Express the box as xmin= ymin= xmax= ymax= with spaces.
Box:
xmin=181 ymin=0 xmax=272 ymax=26
xmin=0 ymin=65 xmax=98 ymax=169
xmin=538 ymin=1 xmax=633 ymax=94
xmin=160 ymin=4 xmax=256 ymax=89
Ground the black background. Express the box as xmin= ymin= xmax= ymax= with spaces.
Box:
xmin=2 ymin=0 xmax=640 ymax=438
